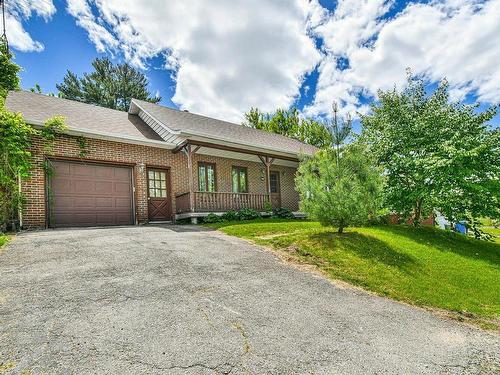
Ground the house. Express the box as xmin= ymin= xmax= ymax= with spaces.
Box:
xmin=5 ymin=91 xmax=316 ymax=228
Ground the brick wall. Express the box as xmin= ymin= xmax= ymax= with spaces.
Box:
xmin=22 ymin=134 xmax=300 ymax=228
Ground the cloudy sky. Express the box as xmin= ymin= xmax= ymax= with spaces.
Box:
xmin=4 ymin=0 xmax=500 ymax=126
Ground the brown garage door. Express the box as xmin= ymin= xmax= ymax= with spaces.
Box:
xmin=49 ymin=160 xmax=134 ymax=227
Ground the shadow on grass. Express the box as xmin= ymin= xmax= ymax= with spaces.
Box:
xmin=307 ymin=231 xmax=418 ymax=272
xmin=377 ymin=225 xmax=500 ymax=266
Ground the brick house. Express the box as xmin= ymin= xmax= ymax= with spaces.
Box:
xmin=6 ymin=91 xmax=316 ymax=228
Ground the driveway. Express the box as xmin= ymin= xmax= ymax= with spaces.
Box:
xmin=0 ymin=226 xmax=498 ymax=374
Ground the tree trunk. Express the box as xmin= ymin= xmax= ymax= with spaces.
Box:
xmin=338 ymin=226 xmax=344 ymax=234
xmin=413 ymin=198 xmax=423 ymax=226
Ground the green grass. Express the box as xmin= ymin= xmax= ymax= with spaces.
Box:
xmin=207 ymin=219 xmax=500 ymax=329
xmin=482 ymin=227 xmax=500 ymax=244
xmin=0 ymin=234 xmax=8 ymax=249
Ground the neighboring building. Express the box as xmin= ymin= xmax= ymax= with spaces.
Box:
xmin=6 ymin=91 xmax=316 ymax=228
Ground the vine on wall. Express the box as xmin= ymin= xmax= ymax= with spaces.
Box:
xmin=0 ymin=103 xmax=67 ymax=231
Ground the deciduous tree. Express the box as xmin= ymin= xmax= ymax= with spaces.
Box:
xmin=361 ymin=71 xmax=499 ymax=237
xmin=243 ymin=107 xmax=332 ymax=148
xmin=0 ymin=39 xmax=20 ymax=97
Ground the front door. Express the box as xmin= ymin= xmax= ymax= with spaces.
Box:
xmin=147 ymin=168 xmax=171 ymax=221
xmin=269 ymin=171 xmax=281 ymax=208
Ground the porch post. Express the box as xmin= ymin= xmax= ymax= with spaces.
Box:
xmin=259 ymin=156 xmax=274 ymax=202
xmin=186 ymin=143 xmax=195 ymax=212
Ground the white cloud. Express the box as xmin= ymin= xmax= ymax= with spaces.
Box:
xmin=1 ymin=0 xmax=56 ymax=52
xmin=66 ymin=0 xmax=117 ymax=53
xmin=306 ymin=0 xmax=500 ymax=118
xmin=65 ymin=0 xmax=322 ymax=122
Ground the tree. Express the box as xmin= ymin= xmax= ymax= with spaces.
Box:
xmin=56 ymin=57 xmax=160 ymax=111
xmin=328 ymin=101 xmax=352 ymax=166
xmin=243 ymin=107 xmax=332 ymax=148
xmin=297 ymin=102 xmax=382 ymax=233
xmin=296 ymin=144 xmax=383 ymax=233
xmin=0 ymin=39 xmax=20 ymax=97
xmin=361 ymin=71 xmax=499 ymax=236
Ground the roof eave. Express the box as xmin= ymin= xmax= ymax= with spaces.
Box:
xmin=25 ymin=119 xmax=177 ymax=150
xmin=179 ymin=131 xmax=314 ymax=159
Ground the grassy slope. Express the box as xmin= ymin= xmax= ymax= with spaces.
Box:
xmin=207 ymin=219 xmax=500 ymax=328
xmin=482 ymin=227 xmax=500 ymax=244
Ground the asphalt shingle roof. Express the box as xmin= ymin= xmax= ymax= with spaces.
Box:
xmin=6 ymin=91 xmax=317 ymax=156
xmin=134 ymin=99 xmax=318 ymax=155
xmin=5 ymin=91 xmax=162 ymax=141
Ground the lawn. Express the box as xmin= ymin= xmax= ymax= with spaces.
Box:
xmin=482 ymin=227 xmax=500 ymax=244
xmin=207 ymin=219 xmax=500 ymax=329
xmin=0 ymin=234 xmax=8 ymax=249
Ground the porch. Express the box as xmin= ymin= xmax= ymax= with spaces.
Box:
xmin=171 ymin=140 xmax=302 ymax=222
xmin=175 ymin=191 xmax=271 ymax=214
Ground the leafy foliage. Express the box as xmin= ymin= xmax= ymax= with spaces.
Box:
xmin=40 ymin=116 xmax=68 ymax=154
xmin=56 ymin=58 xmax=160 ymax=111
xmin=237 ymin=208 xmax=261 ymax=220
xmin=296 ymin=145 xmax=383 ymax=233
xmin=243 ymin=107 xmax=332 ymax=148
xmin=0 ymin=96 xmax=68 ymax=229
xmin=361 ymin=71 xmax=499 ymax=237
xmin=0 ymin=40 xmax=20 ymax=98
xmin=203 ymin=213 xmax=222 ymax=223
xmin=221 ymin=210 xmax=239 ymax=221
xmin=272 ymin=207 xmax=294 ymax=219
xmin=0 ymin=98 xmax=35 ymax=229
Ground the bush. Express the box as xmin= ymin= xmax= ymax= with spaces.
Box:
xmin=272 ymin=207 xmax=295 ymax=219
xmin=237 ymin=208 xmax=261 ymax=220
xmin=221 ymin=210 xmax=239 ymax=221
xmin=203 ymin=213 xmax=222 ymax=223
xmin=263 ymin=201 xmax=273 ymax=215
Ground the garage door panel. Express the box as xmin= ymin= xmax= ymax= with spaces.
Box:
xmin=113 ymin=168 xmax=132 ymax=180
xmin=94 ymin=166 xmax=115 ymax=178
xmin=115 ymin=197 xmax=132 ymax=208
xmin=72 ymin=197 xmax=95 ymax=208
xmin=50 ymin=161 xmax=134 ymax=227
xmin=72 ymin=164 xmax=95 ymax=176
xmin=95 ymin=197 xmax=114 ymax=207
xmin=94 ymin=181 xmax=114 ymax=194
xmin=115 ymin=182 xmax=132 ymax=194
xmin=52 ymin=178 xmax=71 ymax=192
xmin=74 ymin=180 xmax=94 ymax=193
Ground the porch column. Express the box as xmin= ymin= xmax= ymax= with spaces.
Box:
xmin=259 ymin=155 xmax=274 ymax=199
xmin=185 ymin=144 xmax=195 ymax=212
xmin=185 ymin=143 xmax=201 ymax=213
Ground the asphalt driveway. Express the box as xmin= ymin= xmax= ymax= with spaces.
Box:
xmin=0 ymin=226 xmax=498 ymax=374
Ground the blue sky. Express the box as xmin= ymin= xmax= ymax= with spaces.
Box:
xmin=5 ymin=0 xmax=500 ymax=128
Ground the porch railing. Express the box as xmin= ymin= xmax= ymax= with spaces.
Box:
xmin=175 ymin=191 xmax=270 ymax=213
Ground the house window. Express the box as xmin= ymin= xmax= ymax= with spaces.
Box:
xmin=148 ymin=170 xmax=167 ymax=198
xmin=198 ymin=162 xmax=216 ymax=192
xmin=232 ymin=166 xmax=248 ymax=193
xmin=269 ymin=171 xmax=279 ymax=193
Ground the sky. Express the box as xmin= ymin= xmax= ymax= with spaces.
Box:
xmin=3 ymin=0 xmax=500 ymax=129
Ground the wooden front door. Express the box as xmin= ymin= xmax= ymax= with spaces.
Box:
xmin=269 ymin=171 xmax=281 ymax=208
xmin=147 ymin=168 xmax=172 ymax=221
